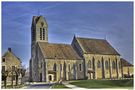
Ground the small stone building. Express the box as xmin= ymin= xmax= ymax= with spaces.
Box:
xmin=120 ymin=58 xmax=133 ymax=78
xmin=2 ymin=48 xmax=22 ymax=85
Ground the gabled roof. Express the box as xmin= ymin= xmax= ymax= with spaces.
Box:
xmin=2 ymin=49 xmax=22 ymax=63
xmin=76 ymin=37 xmax=120 ymax=55
xmin=121 ymin=58 xmax=133 ymax=67
xmin=32 ymin=15 xmax=48 ymax=27
xmin=38 ymin=42 xmax=82 ymax=60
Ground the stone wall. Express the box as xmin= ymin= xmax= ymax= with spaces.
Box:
xmin=83 ymin=54 xmax=122 ymax=79
xmin=122 ymin=66 xmax=133 ymax=76
xmin=45 ymin=59 xmax=84 ymax=82
xmin=31 ymin=44 xmax=45 ymax=82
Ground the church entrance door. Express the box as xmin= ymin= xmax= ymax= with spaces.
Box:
xmin=49 ymin=75 xmax=52 ymax=81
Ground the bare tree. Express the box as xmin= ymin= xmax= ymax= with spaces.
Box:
xmin=11 ymin=70 xmax=13 ymax=88
xmin=15 ymin=68 xmax=21 ymax=86
xmin=2 ymin=66 xmax=26 ymax=88
xmin=14 ymin=67 xmax=26 ymax=86
xmin=20 ymin=68 xmax=26 ymax=85
xmin=2 ymin=70 xmax=9 ymax=88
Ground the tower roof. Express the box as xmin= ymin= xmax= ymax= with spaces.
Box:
xmin=31 ymin=15 xmax=48 ymax=27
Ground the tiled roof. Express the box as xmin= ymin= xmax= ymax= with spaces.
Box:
xmin=38 ymin=42 xmax=82 ymax=60
xmin=2 ymin=49 xmax=22 ymax=63
xmin=121 ymin=58 xmax=133 ymax=66
xmin=76 ymin=37 xmax=120 ymax=55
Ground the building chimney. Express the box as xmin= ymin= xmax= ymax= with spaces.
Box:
xmin=8 ymin=48 xmax=11 ymax=52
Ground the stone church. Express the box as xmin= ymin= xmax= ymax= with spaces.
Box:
xmin=29 ymin=15 xmax=133 ymax=82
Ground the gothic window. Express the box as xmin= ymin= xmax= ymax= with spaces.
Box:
xmin=40 ymin=28 xmax=42 ymax=40
xmin=105 ymin=61 xmax=109 ymax=69
xmin=53 ymin=63 xmax=57 ymax=71
xmin=97 ymin=61 xmax=101 ymax=68
xmin=79 ymin=64 xmax=82 ymax=71
xmin=112 ymin=61 xmax=116 ymax=69
xmin=128 ymin=68 xmax=130 ymax=75
xmin=88 ymin=60 xmax=91 ymax=68
xmin=41 ymin=22 xmax=44 ymax=27
xmin=68 ymin=64 xmax=70 ymax=71
xmin=60 ymin=64 xmax=62 ymax=71
xmin=43 ymin=28 xmax=45 ymax=40
xmin=41 ymin=63 xmax=42 ymax=68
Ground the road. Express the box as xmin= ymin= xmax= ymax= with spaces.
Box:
xmin=25 ymin=83 xmax=54 ymax=89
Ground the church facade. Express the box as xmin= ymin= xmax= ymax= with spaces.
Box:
xmin=29 ymin=16 xmax=132 ymax=82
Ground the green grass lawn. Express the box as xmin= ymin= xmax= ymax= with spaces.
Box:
xmin=52 ymin=83 xmax=69 ymax=89
xmin=70 ymin=79 xmax=133 ymax=88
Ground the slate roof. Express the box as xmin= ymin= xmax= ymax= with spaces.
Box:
xmin=121 ymin=58 xmax=133 ymax=66
xmin=38 ymin=42 xmax=82 ymax=60
xmin=76 ymin=37 xmax=120 ymax=55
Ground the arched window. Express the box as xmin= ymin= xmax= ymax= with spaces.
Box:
xmin=43 ymin=28 xmax=45 ymax=40
xmin=79 ymin=64 xmax=82 ymax=71
xmin=112 ymin=61 xmax=116 ymax=69
xmin=40 ymin=28 xmax=42 ymax=40
xmin=68 ymin=64 xmax=70 ymax=71
xmin=53 ymin=63 xmax=57 ymax=71
xmin=105 ymin=61 xmax=109 ymax=69
xmin=60 ymin=64 xmax=62 ymax=71
xmin=97 ymin=61 xmax=101 ymax=68
xmin=41 ymin=63 xmax=42 ymax=68
xmin=88 ymin=60 xmax=91 ymax=68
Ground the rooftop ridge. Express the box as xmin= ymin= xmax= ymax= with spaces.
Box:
xmin=76 ymin=36 xmax=106 ymax=41
xmin=38 ymin=42 xmax=71 ymax=46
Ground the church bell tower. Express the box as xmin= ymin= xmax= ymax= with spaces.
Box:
xmin=30 ymin=16 xmax=48 ymax=81
xmin=31 ymin=15 xmax=48 ymax=46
